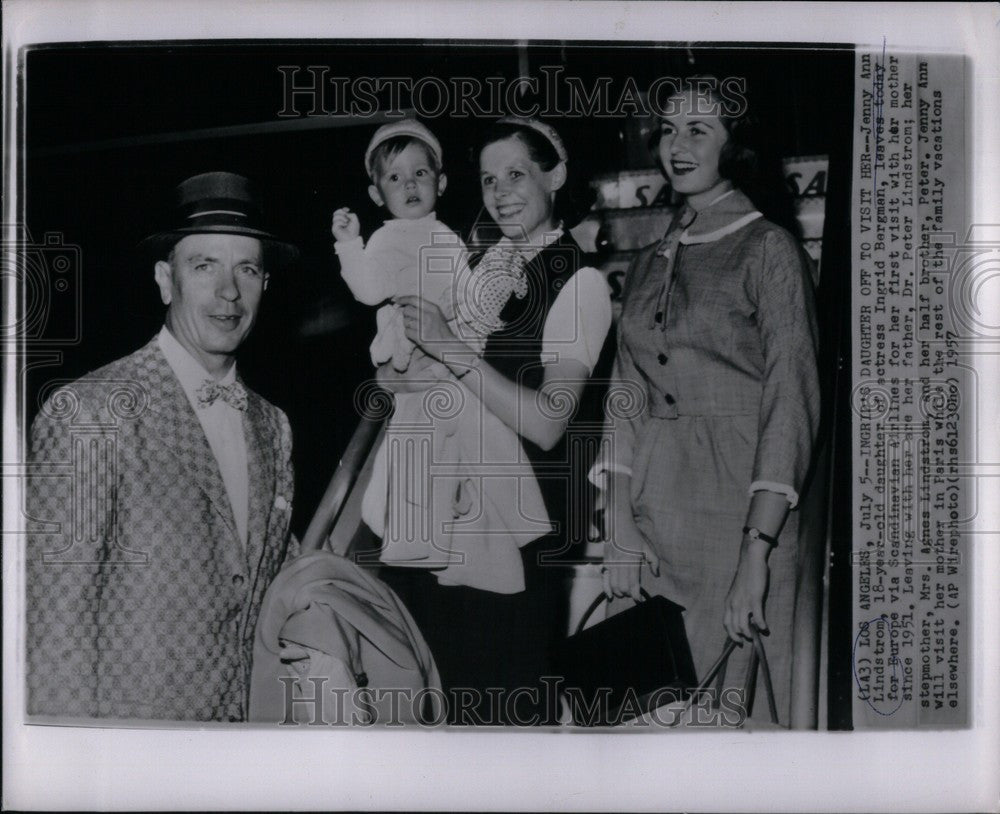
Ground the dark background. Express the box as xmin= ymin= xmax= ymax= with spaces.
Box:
xmin=22 ymin=41 xmax=855 ymax=723
xmin=23 ymin=40 xmax=853 ymax=524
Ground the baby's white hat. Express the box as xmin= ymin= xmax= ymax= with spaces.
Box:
xmin=364 ymin=119 xmax=443 ymax=178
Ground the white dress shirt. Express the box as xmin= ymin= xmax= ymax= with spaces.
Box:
xmin=158 ymin=326 xmax=250 ymax=546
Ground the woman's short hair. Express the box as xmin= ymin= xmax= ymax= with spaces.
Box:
xmin=478 ymin=120 xmax=564 ymax=172
xmin=478 ymin=119 xmax=592 ymax=228
xmin=652 ymin=75 xmax=762 ymax=193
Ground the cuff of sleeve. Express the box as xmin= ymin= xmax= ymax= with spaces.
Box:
xmin=588 ymin=461 xmax=633 ymax=489
xmin=748 ymin=480 xmax=799 ymax=509
xmin=334 ymin=236 xmax=364 ymax=256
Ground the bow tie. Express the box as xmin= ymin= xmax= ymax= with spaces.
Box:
xmin=196 ymin=379 xmax=248 ymax=411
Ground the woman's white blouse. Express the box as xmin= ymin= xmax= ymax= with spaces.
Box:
xmin=485 ymin=229 xmax=612 ymax=375
xmin=541 ymin=266 xmax=612 ymax=375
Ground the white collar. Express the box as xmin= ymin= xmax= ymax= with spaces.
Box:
xmin=495 ymin=224 xmax=564 ymax=259
xmin=679 ymin=212 xmax=763 ymax=245
xmin=381 ymin=211 xmax=438 ymax=228
xmin=678 ymin=190 xmax=762 ymax=245
xmin=703 ymin=188 xmax=736 ymax=208
xmin=158 ymin=325 xmax=237 ymax=400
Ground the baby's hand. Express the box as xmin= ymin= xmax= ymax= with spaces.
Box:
xmin=331 ymin=207 xmax=361 ymax=242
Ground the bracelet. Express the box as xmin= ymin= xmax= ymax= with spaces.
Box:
xmin=742 ymin=526 xmax=778 ymax=546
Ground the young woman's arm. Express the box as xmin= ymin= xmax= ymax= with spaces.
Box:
xmin=396 ymin=293 xmax=588 ymax=450
xmin=374 ymin=349 xmax=452 ymax=393
xmin=724 ymin=229 xmax=821 ymax=642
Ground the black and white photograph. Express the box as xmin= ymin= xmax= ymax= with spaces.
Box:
xmin=3 ymin=1 xmax=998 ymax=811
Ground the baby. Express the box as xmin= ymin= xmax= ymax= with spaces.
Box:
xmin=332 ymin=120 xmax=463 ymax=371
xmin=332 ymin=120 xmax=549 ymax=576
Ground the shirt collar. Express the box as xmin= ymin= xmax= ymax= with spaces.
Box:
xmin=676 ymin=189 xmax=763 ymax=244
xmin=495 ymin=224 xmax=564 ymax=260
xmin=158 ymin=325 xmax=237 ymax=401
xmin=381 ymin=211 xmax=438 ymax=228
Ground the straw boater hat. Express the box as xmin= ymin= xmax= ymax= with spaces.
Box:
xmin=139 ymin=172 xmax=299 ymax=268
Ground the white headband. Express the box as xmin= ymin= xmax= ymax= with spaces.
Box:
xmin=497 ymin=116 xmax=568 ymax=163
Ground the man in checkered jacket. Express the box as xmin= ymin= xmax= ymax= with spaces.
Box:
xmin=25 ymin=172 xmax=299 ymax=721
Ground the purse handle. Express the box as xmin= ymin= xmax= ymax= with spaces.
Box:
xmin=680 ymin=622 xmax=778 ymax=725
xmin=575 ymin=588 xmax=654 ymax=636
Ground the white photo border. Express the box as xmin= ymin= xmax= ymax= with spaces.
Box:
xmin=3 ymin=1 xmax=998 ymax=811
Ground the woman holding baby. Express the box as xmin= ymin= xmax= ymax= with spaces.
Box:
xmin=335 ymin=116 xmax=611 ymax=725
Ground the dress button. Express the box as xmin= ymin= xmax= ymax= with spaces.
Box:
xmin=654 ymin=311 xmax=664 ymax=323
xmin=664 ymin=394 xmax=676 ymax=406
xmin=657 ymin=352 xmax=668 ymax=365
xmin=232 ymin=574 xmax=245 ymax=587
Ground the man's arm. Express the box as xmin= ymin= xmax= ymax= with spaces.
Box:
xmin=25 ymin=397 xmax=110 ymax=717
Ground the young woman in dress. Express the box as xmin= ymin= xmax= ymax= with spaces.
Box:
xmin=597 ymin=79 xmax=820 ymax=725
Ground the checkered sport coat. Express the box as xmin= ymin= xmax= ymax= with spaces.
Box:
xmin=25 ymin=336 xmax=297 ymax=722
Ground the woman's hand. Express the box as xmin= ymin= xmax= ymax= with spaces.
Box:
xmin=724 ymin=489 xmax=788 ymax=641
xmin=601 ymin=472 xmax=660 ymax=602
xmin=723 ymin=537 xmax=771 ymax=642
xmin=376 ymin=349 xmax=451 ymax=393
xmin=395 ymin=295 xmax=461 ymax=362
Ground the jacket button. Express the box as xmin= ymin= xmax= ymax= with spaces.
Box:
xmin=654 ymin=311 xmax=663 ymax=323
xmin=657 ymin=353 xmax=668 ymax=365
xmin=664 ymin=394 xmax=676 ymax=406
xmin=232 ymin=574 xmax=245 ymax=587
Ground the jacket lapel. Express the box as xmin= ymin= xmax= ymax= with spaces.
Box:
xmin=140 ymin=339 xmax=243 ymax=559
xmin=241 ymin=388 xmax=275 ymax=579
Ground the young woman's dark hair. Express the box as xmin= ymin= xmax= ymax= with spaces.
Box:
xmin=651 ymin=75 xmax=800 ymax=238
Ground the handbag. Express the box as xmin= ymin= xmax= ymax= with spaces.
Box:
xmin=676 ymin=622 xmax=779 ymax=727
xmin=553 ymin=589 xmax=697 ymax=726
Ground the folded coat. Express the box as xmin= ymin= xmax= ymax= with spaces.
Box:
xmin=249 ymin=550 xmax=442 ymax=725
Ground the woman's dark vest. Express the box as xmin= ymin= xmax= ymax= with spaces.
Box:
xmin=480 ymin=233 xmax=607 ymax=551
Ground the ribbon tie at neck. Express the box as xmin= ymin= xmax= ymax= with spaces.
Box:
xmin=460 ymin=244 xmax=530 ymax=335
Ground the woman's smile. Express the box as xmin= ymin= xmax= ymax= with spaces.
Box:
xmin=495 ymin=201 xmax=525 ymax=219
xmin=658 ymin=88 xmax=733 ymax=210
xmin=480 ymin=135 xmax=560 ymax=244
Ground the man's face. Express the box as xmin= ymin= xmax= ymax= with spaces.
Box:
xmin=154 ymin=233 xmax=266 ymax=374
